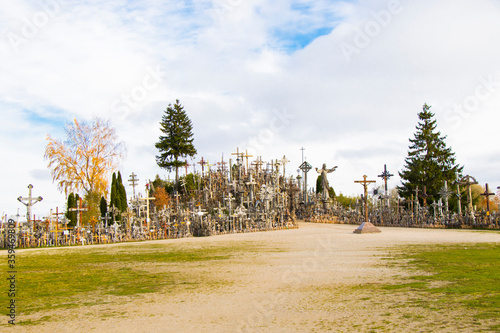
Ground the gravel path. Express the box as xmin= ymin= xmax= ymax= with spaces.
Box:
xmin=6 ymin=222 xmax=500 ymax=332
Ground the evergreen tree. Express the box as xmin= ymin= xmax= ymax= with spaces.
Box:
xmin=117 ymin=171 xmax=127 ymax=211
xmin=100 ymin=196 xmax=108 ymax=218
xmin=110 ymin=172 xmax=121 ymax=210
xmin=66 ymin=192 xmax=77 ymax=227
xmin=316 ymin=175 xmax=322 ymax=194
xmin=398 ymin=104 xmax=463 ymax=205
xmin=155 ymin=100 xmax=197 ymax=189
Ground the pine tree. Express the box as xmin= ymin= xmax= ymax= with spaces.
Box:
xmin=100 ymin=196 xmax=108 ymax=218
xmin=117 ymin=171 xmax=127 ymax=211
xmin=398 ymin=104 xmax=463 ymax=205
xmin=155 ymin=100 xmax=197 ymax=189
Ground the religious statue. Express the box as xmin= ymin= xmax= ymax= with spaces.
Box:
xmin=315 ymin=163 xmax=338 ymax=203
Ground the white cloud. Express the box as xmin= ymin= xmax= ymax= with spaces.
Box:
xmin=2 ymin=0 xmax=500 ymax=217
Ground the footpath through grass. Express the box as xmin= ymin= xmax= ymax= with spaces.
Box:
xmin=384 ymin=243 xmax=500 ymax=331
xmin=1 ymin=241 xmax=262 ymax=323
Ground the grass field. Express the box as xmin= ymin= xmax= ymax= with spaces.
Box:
xmin=383 ymin=243 xmax=500 ymax=331
xmin=1 ymin=235 xmax=499 ymax=331
xmin=1 ymin=240 xmax=268 ymax=323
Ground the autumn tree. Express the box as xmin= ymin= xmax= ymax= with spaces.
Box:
xmin=45 ymin=117 xmax=125 ymax=196
xmin=45 ymin=117 xmax=125 ymax=221
xmin=155 ymin=100 xmax=197 ymax=189
xmin=153 ymin=186 xmax=170 ymax=210
xmin=398 ymin=104 xmax=463 ymax=205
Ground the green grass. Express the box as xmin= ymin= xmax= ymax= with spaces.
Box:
xmin=1 ymin=241 xmax=264 ymax=320
xmin=383 ymin=243 xmax=500 ymax=329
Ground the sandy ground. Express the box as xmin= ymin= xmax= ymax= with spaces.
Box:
xmin=5 ymin=222 xmax=500 ymax=332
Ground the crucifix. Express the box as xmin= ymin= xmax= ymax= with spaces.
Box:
xmin=377 ymin=165 xmax=393 ymax=207
xmin=128 ymin=172 xmax=139 ymax=199
xmin=459 ymin=175 xmax=478 ymax=217
xmin=280 ymin=155 xmax=290 ymax=178
xmin=300 ymin=147 xmax=305 ymax=163
xmin=481 ymin=183 xmax=495 ymax=217
xmin=17 ymin=184 xmax=43 ymax=224
xmin=354 ymin=175 xmax=376 ymax=223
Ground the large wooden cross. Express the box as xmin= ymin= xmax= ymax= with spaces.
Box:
xmin=354 ymin=175 xmax=376 ymax=222
xmin=242 ymin=149 xmax=253 ymax=172
xmin=481 ymin=183 xmax=495 ymax=217
xmin=197 ymin=157 xmax=208 ymax=175
xmin=139 ymin=183 xmax=156 ymax=230
xmin=69 ymin=197 xmax=88 ymax=228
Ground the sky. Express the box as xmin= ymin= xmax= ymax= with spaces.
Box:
xmin=2 ymin=0 xmax=500 ymax=219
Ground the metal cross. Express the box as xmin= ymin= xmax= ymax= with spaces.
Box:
xmin=17 ymin=184 xmax=43 ymax=222
xmin=377 ymin=165 xmax=393 ymax=207
xmin=299 ymin=161 xmax=312 ymax=203
xmin=354 ymin=175 xmax=376 ymax=223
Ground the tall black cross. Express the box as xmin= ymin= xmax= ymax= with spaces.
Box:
xmin=377 ymin=164 xmax=393 ymax=206
xmin=481 ymin=183 xmax=495 ymax=217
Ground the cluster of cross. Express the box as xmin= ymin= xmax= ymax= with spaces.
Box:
xmin=4 ymin=154 xmax=499 ymax=249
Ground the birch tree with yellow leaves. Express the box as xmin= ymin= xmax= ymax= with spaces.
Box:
xmin=44 ymin=117 xmax=125 ymax=198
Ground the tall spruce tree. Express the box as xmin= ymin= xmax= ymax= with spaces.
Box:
xmin=398 ymin=104 xmax=463 ymax=205
xmin=155 ymin=100 xmax=197 ymax=189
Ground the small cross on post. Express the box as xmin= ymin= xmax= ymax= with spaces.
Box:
xmin=481 ymin=183 xmax=495 ymax=218
xmin=354 ymin=175 xmax=376 ymax=223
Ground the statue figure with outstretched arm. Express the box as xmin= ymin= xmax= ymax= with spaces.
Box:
xmin=315 ymin=164 xmax=338 ymax=203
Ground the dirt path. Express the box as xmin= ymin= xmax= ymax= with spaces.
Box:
xmin=7 ymin=223 xmax=500 ymax=332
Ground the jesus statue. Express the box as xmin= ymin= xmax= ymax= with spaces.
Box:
xmin=315 ymin=163 xmax=338 ymax=203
